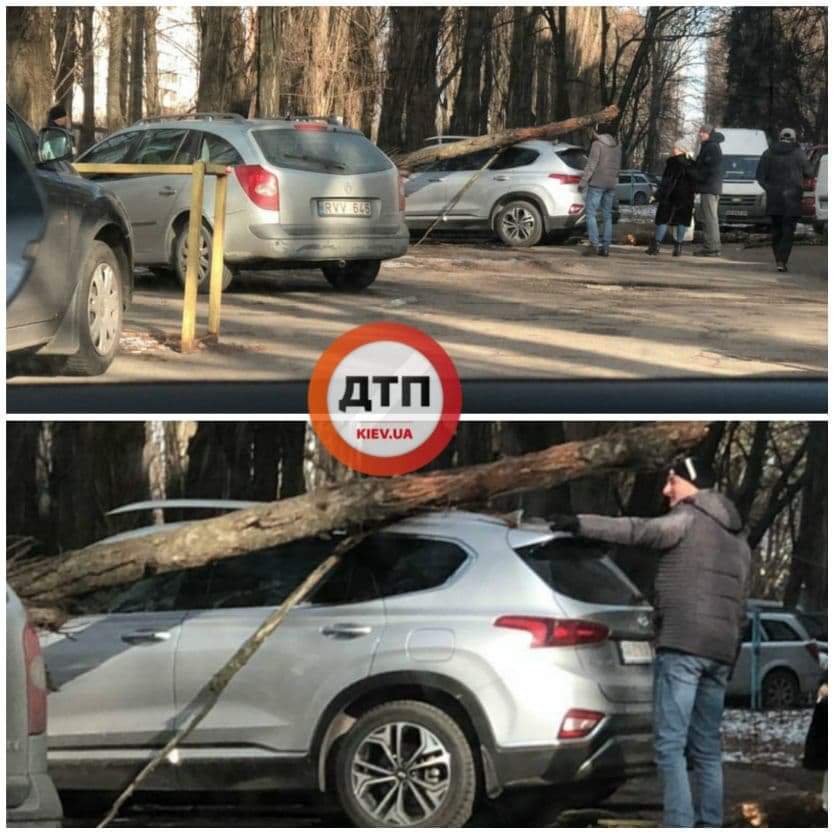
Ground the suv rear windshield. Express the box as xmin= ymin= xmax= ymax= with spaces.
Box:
xmin=556 ymin=148 xmax=589 ymax=171
xmin=253 ymin=128 xmax=392 ymax=175
xmin=514 ymin=537 xmax=643 ymax=606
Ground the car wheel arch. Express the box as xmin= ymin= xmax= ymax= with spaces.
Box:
xmin=489 ymin=192 xmax=550 ymax=233
xmin=92 ymin=222 xmax=133 ymax=308
xmin=312 ymin=671 xmax=499 ymax=797
xmin=166 ymin=210 xmax=214 ymax=266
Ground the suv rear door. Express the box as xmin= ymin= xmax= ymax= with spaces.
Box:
xmin=510 ymin=532 xmax=655 ymax=704
xmin=171 ymin=537 xmax=384 ymax=780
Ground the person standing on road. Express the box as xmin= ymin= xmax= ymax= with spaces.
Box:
xmin=579 ymin=121 xmax=620 ymax=257
xmin=646 ymin=141 xmax=696 ymax=257
xmin=46 ymin=104 xmax=70 ymax=130
xmin=692 ymin=126 xmax=725 ymax=257
xmin=549 ymin=457 xmax=750 ymax=828
xmin=756 ymin=127 xmax=815 ymax=273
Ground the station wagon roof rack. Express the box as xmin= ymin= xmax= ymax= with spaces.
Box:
xmin=284 ymin=114 xmax=343 ymax=126
xmin=132 ymin=112 xmax=248 ymax=125
xmin=106 ymin=498 xmax=262 ymax=515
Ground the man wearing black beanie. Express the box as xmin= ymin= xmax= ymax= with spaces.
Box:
xmin=550 ymin=456 xmax=750 ymax=827
xmin=47 ymin=104 xmax=69 ymax=129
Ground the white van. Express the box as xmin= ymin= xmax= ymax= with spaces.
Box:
xmin=814 ymin=154 xmax=827 ymax=233
xmin=715 ymin=128 xmax=770 ymax=226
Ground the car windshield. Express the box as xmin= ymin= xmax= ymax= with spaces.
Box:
xmin=514 ymin=537 xmax=646 ymax=606
xmin=253 ymin=128 xmax=391 ymax=175
xmin=722 ymin=155 xmax=761 ymax=180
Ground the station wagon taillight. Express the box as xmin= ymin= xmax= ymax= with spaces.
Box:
xmin=398 ymin=176 xmax=406 ymax=212
xmin=23 ymin=622 xmax=47 ymax=736
xmin=559 ymin=708 xmax=604 ymax=739
xmin=549 ymin=174 xmax=582 ymax=185
xmin=235 ymin=164 xmax=280 ymax=211
xmin=494 ymin=616 xmax=610 ymax=648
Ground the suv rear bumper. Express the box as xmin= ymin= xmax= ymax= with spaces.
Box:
xmin=7 ymin=773 xmax=63 ymax=827
xmin=489 ymin=712 xmax=654 ymax=790
xmin=236 ymin=223 xmax=409 ymax=264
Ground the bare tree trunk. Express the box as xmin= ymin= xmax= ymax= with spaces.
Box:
xmin=143 ymin=8 xmax=160 ymax=116
xmin=552 ymin=8 xmax=571 ymax=120
xmin=53 ymin=8 xmax=77 ymax=126
xmin=120 ymin=12 xmax=130 ymax=120
xmin=197 ymin=8 xmax=247 ymax=112
xmin=256 ymin=7 xmax=283 ymax=117
xmin=80 ymin=8 xmax=96 ymax=150
xmin=450 ymin=8 xmax=492 ymax=135
xmin=506 ymin=7 xmax=536 ymax=127
xmin=128 ymin=7 xmax=145 ymax=123
xmin=7 ymin=7 xmax=53 ymax=128
xmin=533 ymin=29 xmax=552 ymax=124
xmin=10 ymin=422 xmax=707 ymax=609
xmin=107 ymin=7 xmax=126 ymax=131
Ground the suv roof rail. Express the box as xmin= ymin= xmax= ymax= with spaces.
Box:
xmin=284 ymin=114 xmax=343 ymax=126
xmin=132 ymin=112 xmax=248 ymax=126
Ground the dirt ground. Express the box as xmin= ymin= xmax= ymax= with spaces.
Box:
xmin=9 ymin=238 xmax=827 ymax=384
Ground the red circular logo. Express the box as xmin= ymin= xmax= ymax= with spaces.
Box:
xmin=308 ymin=323 xmax=461 ymax=476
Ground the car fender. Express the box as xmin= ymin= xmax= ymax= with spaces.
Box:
xmin=489 ymin=189 xmax=553 ymax=233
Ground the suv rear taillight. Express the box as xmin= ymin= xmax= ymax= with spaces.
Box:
xmin=803 ymin=177 xmax=817 ymax=191
xmin=398 ymin=176 xmax=406 ymax=212
xmin=559 ymin=708 xmax=604 ymax=739
xmin=494 ymin=616 xmax=610 ymax=648
xmin=235 ymin=165 xmax=279 ymax=211
xmin=549 ymin=174 xmax=582 ymax=185
xmin=805 ymin=641 xmax=820 ymax=663
xmin=23 ymin=622 xmax=47 ymax=736
xmin=293 ymin=122 xmax=327 ymax=132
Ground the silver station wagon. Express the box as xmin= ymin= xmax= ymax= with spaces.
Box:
xmin=76 ymin=114 xmax=409 ymax=292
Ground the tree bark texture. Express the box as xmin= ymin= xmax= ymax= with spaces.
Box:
xmin=7 ymin=7 xmax=54 ymax=129
xmin=450 ymin=8 xmax=493 ymax=136
xmin=53 ymin=8 xmax=77 ymax=125
xmin=143 ymin=7 xmax=160 ymax=116
xmin=129 ymin=7 xmax=145 ymax=123
xmin=80 ymin=8 xmax=96 ymax=150
xmin=107 ymin=7 xmax=126 ymax=131
xmin=10 ymin=422 xmax=707 ymax=607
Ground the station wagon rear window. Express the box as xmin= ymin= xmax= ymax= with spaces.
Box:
xmin=253 ymin=128 xmax=392 ymax=175
xmin=514 ymin=537 xmax=644 ymax=606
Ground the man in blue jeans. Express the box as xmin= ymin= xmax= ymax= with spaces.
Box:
xmin=550 ymin=456 xmax=751 ymax=826
xmin=579 ymin=122 xmax=621 ymax=256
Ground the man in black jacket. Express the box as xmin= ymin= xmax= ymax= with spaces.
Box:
xmin=550 ymin=457 xmax=750 ymax=827
xmin=692 ymin=126 xmax=724 ymax=256
xmin=756 ymin=127 xmax=815 ymax=272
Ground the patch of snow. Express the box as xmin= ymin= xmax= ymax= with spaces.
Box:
xmin=722 ymin=708 xmax=813 ymax=767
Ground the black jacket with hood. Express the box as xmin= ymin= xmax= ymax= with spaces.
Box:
xmin=693 ymin=130 xmax=725 ymax=195
xmin=756 ymin=141 xmax=815 ymax=217
xmin=577 ymin=489 xmax=751 ymax=666
xmin=654 ymin=153 xmax=696 ymax=227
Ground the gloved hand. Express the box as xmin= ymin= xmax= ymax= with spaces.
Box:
xmin=549 ymin=514 xmax=580 ymax=533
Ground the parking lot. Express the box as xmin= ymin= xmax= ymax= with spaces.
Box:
xmin=9 ymin=237 xmax=827 ymax=384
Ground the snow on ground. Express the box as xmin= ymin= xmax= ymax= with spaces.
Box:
xmin=722 ymin=708 xmax=813 ymax=767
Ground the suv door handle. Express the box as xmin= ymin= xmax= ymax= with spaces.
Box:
xmin=158 ymin=187 xmax=176 ymax=196
xmin=121 ymin=630 xmax=171 ymax=644
xmin=427 ymin=178 xmax=443 ymax=183
xmin=321 ymin=623 xmax=373 ymax=639
xmin=493 ymin=175 xmax=510 ymax=181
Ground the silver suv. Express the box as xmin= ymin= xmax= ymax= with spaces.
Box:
xmin=404 ymin=140 xmax=603 ymax=247
xmin=42 ymin=507 xmax=655 ymax=827
xmin=75 ymin=114 xmax=409 ymax=292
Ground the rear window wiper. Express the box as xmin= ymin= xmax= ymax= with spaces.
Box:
xmin=283 ymin=153 xmax=346 ymax=171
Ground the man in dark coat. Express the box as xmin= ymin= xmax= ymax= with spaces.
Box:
xmin=647 ymin=141 xmax=696 ymax=256
xmin=46 ymin=104 xmax=69 ymax=130
xmin=756 ymin=127 xmax=815 ymax=272
xmin=692 ymin=126 xmax=725 ymax=256
xmin=550 ymin=456 xmax=750 ymax=827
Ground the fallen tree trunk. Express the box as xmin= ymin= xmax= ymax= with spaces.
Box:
xmin=393 ymin=104 xmax=619 ymax=170
xmin=10 ymin=422 xmax=706 ymax=608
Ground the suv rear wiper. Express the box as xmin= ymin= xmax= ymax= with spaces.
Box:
xmin=284 ymin=153 xmax=346 ymax=171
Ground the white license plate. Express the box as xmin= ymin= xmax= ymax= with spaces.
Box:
xmin=619 ymin=640 xmax=654 ymax=665
xmin=318 ymin=199 xmax=372 ymax=217
xmin=725 ymin=209 xmax=748 ymax=217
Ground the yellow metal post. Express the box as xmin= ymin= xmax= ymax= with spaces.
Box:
xmin=207 ymin=172 xmax=228 ymax=338
xmin=180 ymin=161 xmax=206 ymax=352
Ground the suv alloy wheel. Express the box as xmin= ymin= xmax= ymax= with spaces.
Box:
xmin=335 ymin=700 xmax=477 ymax=827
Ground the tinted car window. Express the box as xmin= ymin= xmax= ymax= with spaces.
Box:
xmin=515 ymin=537 xmax=643 ymax=606
xmin=254 ymin=128 xmax=391 ymax=175
xmin=109 ymin=570 xmax=193 ymax=613
xmin=490 ymin=147 xmax=539 ymax=170
xmin=82 ymin=131 xmax=141 ymax=164
xmin=763 ymin=619 xmax=802 ymax=642
xmin=618 ymin=174 xmax=630 ymax=184
xmin=441 ymin=149 xmax=493 ymax=172
xmin=200 ymin=133 xmax=244 ymax=165
xmin=7 ymin=110 xmax=35 ymax=163
xmin=557 ymin=148 xmax=588 ymax=171
xmin=133 ymin=129 xmax=190 ymax=165
xmin=309 ymin=533 xmax=468 ymax=605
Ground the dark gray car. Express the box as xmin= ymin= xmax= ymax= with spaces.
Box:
xmin=6 ymin=106 xmax=133 ymax=375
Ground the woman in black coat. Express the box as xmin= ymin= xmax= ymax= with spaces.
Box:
xmin=646 ymin=143 xmax=696 ymax=256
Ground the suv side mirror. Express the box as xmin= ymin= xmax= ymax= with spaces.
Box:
xmin=38 ymin=127 xmax=74 ymax=163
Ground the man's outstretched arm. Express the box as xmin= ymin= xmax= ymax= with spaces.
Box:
xmin=575 ymin=508 xmax=691 ymax=551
